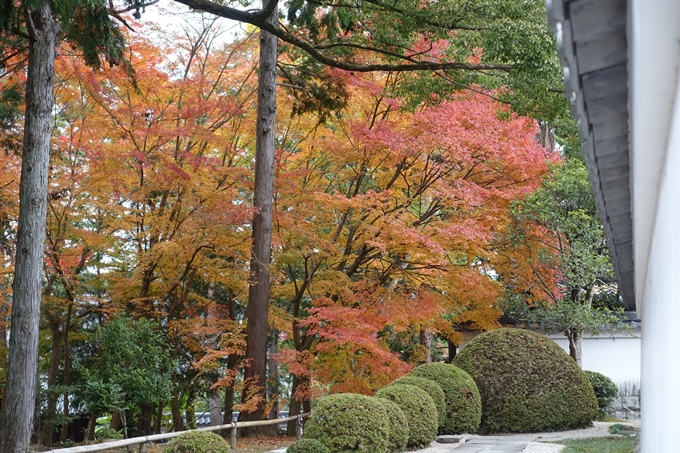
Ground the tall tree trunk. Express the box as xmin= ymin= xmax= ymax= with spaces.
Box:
xmin=40 ymin=320 xmax=62 ymax=446
xmin=566 ymin=328 xmax=583 ymax=367
xmin=185 ymin=390 xmax=197 ymax=430
xmin=419 ymin=327 xmax=432 ymax=363
xmin=59 ymin=303 xmax=73 ymax=443
xmin=286 ymin=374 xmax=311 ymax=436
xmin=154 ymin=401 xmax=164 ymax=434
xmin=0 ymin=6 xmax=59 ymax=453
xmin=447 ymin=339 xmax=457 ymax=362
xmin=136 ymin=403 xmax=153 ymax=436
xmin=170 ymin=389 xmax=185 ymax=432
xmin=84 ymin=413 xmax=96 ymax=444
xmin=222 ymin=352 xmax=240 ymax=425
xmin=240 ymin=0 xmax=278 ymax=430
xmin=208 ymin=389 xmax=222 ymax=427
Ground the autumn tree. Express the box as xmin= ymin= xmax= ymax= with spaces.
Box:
xmin=52 ymin=23 xmax=262 ymax=434
xmin=500 ymin=158 xmax=623 ymax=366
xmin=160 ymin=0 xmax=565 ymax=422
xmin=269 ymin=70 xmax=556 ymax=421
xmin=0 ymin=0 xmax=161 ymax=449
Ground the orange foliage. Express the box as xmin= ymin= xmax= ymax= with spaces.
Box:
xmin=272 ymin=69 xmax=558 ymax=394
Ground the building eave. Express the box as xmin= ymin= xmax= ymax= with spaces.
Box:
xmin=546 ymin=0 xmax=635 ymax=310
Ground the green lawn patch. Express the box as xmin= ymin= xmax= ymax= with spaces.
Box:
xmin=556 ymin=436 xmax=636 ymax=453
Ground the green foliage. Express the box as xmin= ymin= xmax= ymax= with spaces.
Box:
xmin=79 ymin=315 xmax=175 ymax=422
xmin=608 ymin=424 xmax=637 ymax=436
xmin=288 ymin=438 xmax=331 ymax=453
xmin=502 ymin=159 xmax=626 ymax=346
xmin=94 ymin=425 xmax=123 ymax=440
xmin=375 ymin=398 xmax=409 ymax=453
xmin=281 ymin=0 xmax=566 ymax=121
xmin=389 ymin=375 xmax=446 ymax=429
xmin=585 ymin=371 xmax=618 ymax=409
xmin=558 ymin=436 xmax=636 ymax=453
xmin=375 ymin=384 xmax=437 ymax=449
xmin=453 ymin=328 xmax=599 ymax=433
xmin=304 ymin=393 xmax=389 ymax=453
xmin=408 ymin=362 xmax=481 ymax=434
xmin=165 ymin=429 xmax=231 ymax=453
xmin=58 ymin=0 xmax=128 ymax=68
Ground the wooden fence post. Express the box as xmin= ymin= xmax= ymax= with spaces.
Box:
xmin=138 ymin=442 xmax=148 ymax=453
xmin=230 ymin=423 xmax=237 ymax=451
xmin=296 ymin=415 xmax=302 ymax=440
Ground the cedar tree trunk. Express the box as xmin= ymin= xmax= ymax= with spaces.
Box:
xmin=0 ymin=5 xmax=58 ymax=453
xmin=240 ymin=0 xmax=277 ymax=428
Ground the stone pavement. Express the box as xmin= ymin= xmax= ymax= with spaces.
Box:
xmin=265 ymin=435 xmax=564 ymax=453
xmin=414 ymin=434 xmax=563 ymax=453
xmin=265 ymin=421 xmax=639 ymax=453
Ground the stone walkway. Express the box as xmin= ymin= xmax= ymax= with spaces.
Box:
xmin=266 ymin=421 xmax=639 ymax=453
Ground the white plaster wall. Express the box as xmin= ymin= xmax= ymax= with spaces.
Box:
xmin=548 ymin=334 xmax=640 ymax=385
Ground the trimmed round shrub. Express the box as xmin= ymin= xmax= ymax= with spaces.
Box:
xmin=376 ymin=398 xmax=409 ymax=453
xmin=409 ymin=362 xmax=481 ymax=434
xmin=304 ymin=393 xmax=389 ymax=453
xmin=165 ymin=430 xmax=230 ymax=453
xmin=375 ymin=384 xmax=438 ymax=448
xmin=585 ymin=370 xmax=619 ymax=409
xmin=389 ymin=375 xmax=447 ymax=429
xmin=453 ymin=328 xmax=599 ymax=433
xmin=287 ymin=438 xmax=331 ymax=453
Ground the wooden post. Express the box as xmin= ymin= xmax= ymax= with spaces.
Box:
xmin=296 ymin=415 xmax=302 ymax=440
xmin=230 ymin=423 xmax=237 ymax=451
xmin=139 ymin=442 xmax=148 ymax=453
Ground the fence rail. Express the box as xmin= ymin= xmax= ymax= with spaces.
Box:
xmin=44 ymin=413 xmax=311 ymax=453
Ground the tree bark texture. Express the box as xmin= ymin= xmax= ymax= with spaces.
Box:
xmin=208 ymin=389 xmax=222 ymax=427
xmin=170 ymin=389 xmax=185 ymax=432
xmin=566 ymin=328 xmax=583 ymax=368
xmin=286 ymin=374 xmax=311 ymax=436
xmin=0 ymin=5 xmax=58 ymax=453
xmin=419 ymin=328 xmax=432 ymax=363
xmin=240 ymin=0 xmax=277 ymax=428
xmin=40 ymin=319 xmax=62 ymax=446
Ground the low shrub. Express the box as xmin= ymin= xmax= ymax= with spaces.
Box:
xmin=287 ymin=438 xmax=331 ymax=453
xmin=585 ymin=370 xmax=619 ymax=409
xmin=608 ymin=423 xmax=638 ymax=436
xmin=304 ymin=393 xmax=389 ymax=453
xmin=453 ymin=328 xmax=599 ymax=433
xmin=164 ymin=430 xmax=231 ymax=453
xmin=375 ymin=384 xmax=438 ymax=448
xmin=376 ymin=398 xmax=409 ymax=453
xmin=409 ymin=362 xmax=481 ymax=434
xmin=389 ymin=375 xmax=447 ymax=429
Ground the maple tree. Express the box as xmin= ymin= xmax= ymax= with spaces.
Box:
xmin=269 ymin=69 xmax=556 ymax=417
xmin=0 ymin=0 xmax=157 ymax=449
xmin=163 ymin=0 xmax=567 ymax=426
xmin=0 ymin=11 xmax=574 ymax=441
xmin=55 ymin=25 xmax=260 ymax=435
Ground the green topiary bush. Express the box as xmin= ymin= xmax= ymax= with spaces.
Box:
xmin=304 ymin=393 xmax=389 ymax=453
xmin=287 ymin=438 xmax=331 ymax=453
xmin=165 ymin=430 xmax=230 ymax=453
xmin=408 ymin=362 xmax=481 ymax=434
xmin=585 ymin=370 xmax=619 ymax=409
xmin=375 ymin=398 xmax=409 ymax=453
xmin=453 ymin=328 xmax=599 ymax=433
xmin=375 ymin=384 xmax=438 ymax=448
xmin=389 ymin=375 xmax=447 ymax=429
